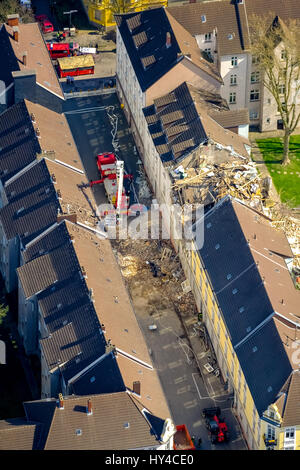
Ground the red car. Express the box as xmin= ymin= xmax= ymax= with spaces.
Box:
xmin=35 ymin=14 xmax=54 ymax=33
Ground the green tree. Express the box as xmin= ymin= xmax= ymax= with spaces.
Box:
xmin=0 ymin=303 xmax=9 ymax=327
xmin=249 ymin=14 xmax=300 ymax=166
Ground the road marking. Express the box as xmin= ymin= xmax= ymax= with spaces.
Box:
xmin=192 ymin=373 xmax=210 ymax=400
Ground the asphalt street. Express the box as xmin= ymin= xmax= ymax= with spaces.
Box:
xmin=64 ymin=94 xmax=143 ymax=209
xmin=65 ymin=92 xmax=247 ymax=450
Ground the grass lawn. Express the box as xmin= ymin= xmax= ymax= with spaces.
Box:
xmin=256 ymin=135 xmax=300 ymax=207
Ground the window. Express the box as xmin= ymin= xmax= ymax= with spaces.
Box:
xmin=250 ymin=89 xmax=260 ymax=101
xmin=204 ymin=48 xmax=212 ymax=58
xmin=284 ymin=427 xmax=295 ymax=450
xmin=249 ymin=110 xmax=259 ymax=120
xmin=230 ymin=74 xmax=237 ymax=85
xmin=229 ymin=92 xmax=236 ymax=104
xmin=205 ymin=32 xmax=212 ymax=42
xmin=251 ymin=71 xmax=260 ymax=83
xmin=267 ymin=425 xmax=275 ymax=440
xmin=231 ymin=56 xmax=238 ymax=67
xmin=201 ymin=15 xmax=206 ymax=23
xmin=278 ymin=84 xmax=285 ymax=94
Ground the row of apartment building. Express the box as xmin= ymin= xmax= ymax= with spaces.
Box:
xmin=114 ymin=5 xmax=300 ymax=451
xmin=0 ymin=14 xmax=175 ymax=450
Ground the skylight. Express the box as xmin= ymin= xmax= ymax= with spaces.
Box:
xmin=201 ymin=15 xmax=206 ymax=23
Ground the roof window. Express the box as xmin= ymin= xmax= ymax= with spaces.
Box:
xmin=201 ymin=15 xmax=206 ymax=23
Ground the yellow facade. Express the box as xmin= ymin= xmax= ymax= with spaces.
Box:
xmin=187 ymin=242 xmax=298 ymax=450
xmin=86 ymin=0 xmax=168 ymax=29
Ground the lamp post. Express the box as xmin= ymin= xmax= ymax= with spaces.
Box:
xmin=63 ymin=10 xmax=78 ymax=28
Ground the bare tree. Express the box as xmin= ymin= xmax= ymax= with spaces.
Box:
xmin=249 ymin=14 xmax=300 ymax=165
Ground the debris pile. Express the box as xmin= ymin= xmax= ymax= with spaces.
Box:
xmin=112 ymin=236 xmax=197 ymax=317
xmin=171 ymin=159 xmax=265 ymax=211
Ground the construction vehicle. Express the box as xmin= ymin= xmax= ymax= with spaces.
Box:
xmin=173 ymin=425 xmax=196 ymax=450
xmin=202 ymin=407 xmax=229 ymax=444
xmin=90 ymin=153 xmax=132 ymax=217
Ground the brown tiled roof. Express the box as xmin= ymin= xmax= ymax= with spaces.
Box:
xmin=245 ymin=0 xmax=300 ymax=22
xmin=4 ymin=23 xmax=64 ymax=99
xmin=41 ymin=392 xmax=163 ymax=450
xmin=209 ymin=108 xmax=250 ymax=128
xmin=24 ymin=100 xmax=84 ymax=173
xmin=17 ymin=241 xmax=80 ymax=298
xmin=0 ymin=418 xmax=39 ymax=450
xmin=141 ymin=55 xmax=156 ymax=68
xmin=133 ymin=30 xmax=148 ymax=48
xmin=43 ymin=159 xmax=95 ymax=225
xmin=278 ymin=371 xmax=300 ymax=427
xmin=195 ymin=101 xmax=251 ymax=158
xmin=167 ymin=0 xmax=251 ymax=56
xmin=40 ymin=322 xmax=83 ymax=369
xmin=63 ymin=222 xmax=171 ymax=420
xmin=165 ymin=9 xmax=223 ymax=83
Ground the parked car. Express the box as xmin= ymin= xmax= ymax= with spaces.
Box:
xmin=35 ymin=14 xmax=54 ymax=33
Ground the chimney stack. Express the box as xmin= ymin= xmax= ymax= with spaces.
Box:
xmin=23 ymin=52 xmax=27 ymax=66
xmin=87 ymin=399 xmax=92 ymax=415
xmin=133 ymin=381 xmax=141 ymax=396
xmin=166 ymin=32 xmax=171 ymax=48
xmin=7 ymin=14 xmax=19 ymax=27
xmin=12 ymin=26 xmax=19 ymax=42
xmin=58 ymin=393 xmax=64 ymax=410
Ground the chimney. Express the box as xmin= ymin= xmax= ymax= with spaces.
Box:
xmin=57 ymin=213 xmax=77 ymax=224
xmin=101 ymin=323 xmax=106 ymax=333
xmin=12 ymin=26 xmax=19 ymax=42
xmin=58 ymin=393 xmax=64 ymax=410
xmin=7 ymin=14 xmax=19 ymax=27
xmin=87 ymin=399 xmax=92 ymax=415
xmin=166 ymin=32 xmax=171 ymax=48
xmin=23 ymin=52 xmax=27 ymax=66
xmin=133 ymin=381 xmax=141 ymax=396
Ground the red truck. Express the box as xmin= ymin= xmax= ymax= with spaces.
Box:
xmin=47 ymin=43 xmax=71 ymax=59
xmin=202 ymin=407 xmax=229 ymax=444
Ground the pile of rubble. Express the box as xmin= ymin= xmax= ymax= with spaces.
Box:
xmin=113 ymin=237 xmax=197 ymax=317
xmin=171 ymin=159 xmax=268 ymax=212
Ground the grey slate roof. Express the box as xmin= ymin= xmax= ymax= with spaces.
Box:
xmin=0 ymin=159 xmax=60 ymax=243
xmin=0 ymin=101 xmax=40 ymax=184
xmin=196 ymin=196 xmax=295 ymax=415
xmin=198 ymin=197 xmax=274 ymax=346
xmin=143 ymin=82 xmax=208 ymax=163
xmin=66 ymin=351 xmax=126 ymax=396
xmin=115 ymin=8 xmax=182 ymax=92
xmin=235 ymin=319 xmax=293 ymax=416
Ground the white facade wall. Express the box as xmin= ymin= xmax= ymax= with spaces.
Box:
xmin=116 ymin=29 xmax=146 ymax=152
xmin=219 ymin=53 xmax=251 ymax=110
